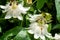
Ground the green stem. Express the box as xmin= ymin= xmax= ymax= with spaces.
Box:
xmin=30 ymin=0 xmax=37 ymax=7
xmin=20 ymin=15 xmax=24 ymax=28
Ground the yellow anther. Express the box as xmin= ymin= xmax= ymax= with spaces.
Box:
xmin=10 ymin=1 xmax=17 ymax=9
xmin=27 ymin=0 xmax=32 ymax=4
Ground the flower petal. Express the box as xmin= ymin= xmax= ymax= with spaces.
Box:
xmin=5 ymin=11 xmax=12 ymax=19
xmin=40 ymin=35 xmax=45 ymax=40
xmin=45 ymin=34 xmax=54 ymax=39
xmin=0 ymin=5 xmax=6 ymax=9
xmin=5 ymin=15 xmax=12 ymax=19
xmin=34 ymin=34 xmax=39 ymax=39
xmin=21 ymin=7 xmax=30 ymax=14
xmin=28 ymin=30 xmax=34 ymax=34
xmin=18 ymin=4 xmax=30 ymax=14
xmin=54 ymin=33 xmax=60 ymax=39
xmin=17 ymin=16 xmax=23 ymax=20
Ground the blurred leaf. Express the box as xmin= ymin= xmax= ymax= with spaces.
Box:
xmin=0 ymin=26 xmax=22 ymax=40
xmin=55 ymin=0 xmax=60 ymax=22
xmin=36 ymin=0 xmax=46 ymax=9
xmin=52 ymin=24 xmax=60 ymax=30
xmin=48 ymin=24 xmax=52 ymax=32
xmin=14 ymin=29 xmax=31 ymax=40
xmin=0 ymin=26 xmax=2 ymax=32
xmin=29 ymin=7 xmax=34 ymax=12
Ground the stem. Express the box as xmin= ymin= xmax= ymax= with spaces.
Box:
xmin=20 ymin=20 xmax=23 ymax=27
xmin=20 ymin=15 xmax=24 ymax=28
xmin=30 ymin=0 xmax=37 ymax=7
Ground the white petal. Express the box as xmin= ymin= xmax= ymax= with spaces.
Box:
xmin=18 ymin=4 xmax=30 ymax=14
xmin=0 ymin=5 xmax=6 ymax=9
xmin=5 ymin=15 xmax=12 ymax=19
xmin=45 ymin=24 xmax=48 ymax=28
xmin=40 ymin=35 xmax=45 ymax=40
xmin=45 ymin=34 xmax=54 ymax=39
xmin=28 ymin=30 xmax=34 ymax=34
xmin=34 ymin=34 xmax=39 ymax=39
xmin=17 ymin=16 xmax=23 ymax=20
xmin=21 ymin=7 xmax=30 ymax=14
xmin=54 ymin=33 xmax=60 ymax=39
xmin=5 ymin=11 xmax=12 ymax=19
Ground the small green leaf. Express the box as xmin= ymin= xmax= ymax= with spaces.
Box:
xmin=48 ymin=24 xmax=52 ymax=32
xmin=55 ymin=0 xmax=60 ymax=22
xmin=36 ymin=0 xmax=46 ymax=9
xmin=52 ymin=24 xmax=60 ymax=30
xmin=14 ymin=29 xmax=31 ymax=40
xmin=29 ymin=7 xmax=34 ymax=12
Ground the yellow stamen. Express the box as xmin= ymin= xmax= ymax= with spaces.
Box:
xmin=27 ymin=0 xmax=32 ymax=4
xmin=10 ymin=1 xmax=17 ymax=9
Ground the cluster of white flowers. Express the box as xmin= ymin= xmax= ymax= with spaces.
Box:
xmin=0 ymin=1 xmax=30 ymax=20
xmin=0 ymin=0 xmax=60 ymax=40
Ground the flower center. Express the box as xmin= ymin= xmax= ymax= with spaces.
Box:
xmin=40 ymin=27 xmax=43 ymax=34
xmin=27 ymin=0 xmax=32 ymax=4
xmin=40 ymin=27 xmax=43 ymax=32
xmin=37 ymin=18 xmax=45 ymax=26
xmin=10 ymin=1 xmax=18 ymax=9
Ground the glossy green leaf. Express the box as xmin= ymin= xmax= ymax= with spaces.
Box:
xmin=55 ymin=0 xmax=60 ymax=22
xmin=14 ymin=30 xmax=31 ymax=40
xmin=52 ymin=24 xmax=60 ymax=30
xmin=0 ymin=26 xmax=22 ymax=40
xmin=36 ymin=0 xmax=46 ymax=9
xmin=48 ymin=24 xmax=52 ymax=32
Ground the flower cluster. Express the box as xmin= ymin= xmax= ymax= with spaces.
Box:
xmin=0 ymin=0 xmax=60 ymax=40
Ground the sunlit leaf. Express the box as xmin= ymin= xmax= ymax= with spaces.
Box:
xmin=14 ymin=29 xmax=31 ymax=40
xmin=52 ymin=24 xmax=60 ymax=30
xmin=0 ymin=26 xmax=22 ymax=40
xmin=36 ymin=0 xmax=46 ymax=9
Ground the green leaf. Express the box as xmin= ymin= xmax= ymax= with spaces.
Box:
xmin=48 ymin=24 xmax=52 ymax=32
xmin=0 ymin=26 xmax=22 ymax=40
xmin=14 ymin=29 xmax=31 ymax=40
xmin=36 ymin=0 xmax=46 ymax=9
xmin=29 ymin=7 xmax=34 ymax=12
xmin=52 ymin=24 xmax=60 ymax=30
xmin=0 ymin=26 xmax=1 ymax=32
xmin=55 ymin=0 xmax=60 ymax=22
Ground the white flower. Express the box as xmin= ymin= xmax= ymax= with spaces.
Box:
xmin=0 ymin=1 xmax=30 ymax=20
xmin=28 ymin=22 xmax=53 ymax=40
xmin=54 ymin=33 xmax=60 ymax=40
xmin=27 ymin=14 xmax=53 ymax=40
